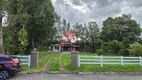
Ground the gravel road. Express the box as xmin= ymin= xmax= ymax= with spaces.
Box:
xmin=8 ymin=73 xmax=142 ymax=80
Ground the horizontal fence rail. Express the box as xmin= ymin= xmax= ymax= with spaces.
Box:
xmin=11 ymin=55 xmax=31 ymax=67
xmin=78 ymin=55 xmax=142 ymax=67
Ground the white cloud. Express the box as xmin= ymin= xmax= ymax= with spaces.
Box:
xmin=52 ymin=0 xmax=142 ymax=27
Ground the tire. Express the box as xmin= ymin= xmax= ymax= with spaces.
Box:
xmin=0 ymin=70 xmax=10 ymax=80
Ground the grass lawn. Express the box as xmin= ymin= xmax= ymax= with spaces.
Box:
xmin=49 ymin=53 xmax=60 ymax=71
xmin=62 ymin=53 xmax=142 ymax=72
xmin=22 ymin=51 xmax=59 ymax=72
xmin=21 ymin=65 xmax=29 ymax=71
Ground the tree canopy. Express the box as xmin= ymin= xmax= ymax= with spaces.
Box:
xmin=101 ymin=14 xmax=141 ymax=46
xmin=74 ymin=21 xmax=101 ymax=52
xmin=3 ymin=0 xmax=57 ymax=54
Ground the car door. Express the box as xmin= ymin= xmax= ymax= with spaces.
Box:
xmin=0 ymin=57 xmax=6 ymax=70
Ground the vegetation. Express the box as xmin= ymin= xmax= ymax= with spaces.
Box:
xmin=1 ymin=1 xmax=142 ymax=57
xmin=1 ymin=0 xmax=142 ymax=73
xmin=31 ymin=53 xmax=51 ymax=72
xmin=22 ymin=51 xmax=55 ymax=72
xmin=0 ymin=0 xmax=6 ymax=53
xmin=49 ymin=53 xmax=60 ymax=71
xmin=1 ymin=0 xmax=57 ymax=54
xmin=101 ymin=14 xmax=141 ymax=46
xmin=129 ymin=42 xmax=142 ymax=56
xmin=73 ymin=22 xmax=101 ymax=52
xmin=62 ymin=54 xmax=142 ymax=72
xmin=99 ymin=40 xmax=125 ymax=55
xmin=73 ymin=14 xmax=142 ymax=56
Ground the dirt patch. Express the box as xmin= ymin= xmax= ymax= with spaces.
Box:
xmin=59 ymin=53 xmax=65 ymax=73
xmin=42 ymin=56 xmax=54 ymax=73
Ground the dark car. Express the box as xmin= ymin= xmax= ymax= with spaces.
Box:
xmin=0 ymin=55 xmax=21 ymax=80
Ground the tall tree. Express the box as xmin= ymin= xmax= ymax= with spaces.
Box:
xmin=6 ymin=0 xmax=28 ymax=54
xmin=0 ymin=0 xmax=6 ymax=54
xmin=24 ymin=0 xmax=56 ymax=52
xmin=63 ymin=19 xmax=67 ymax=32
xmin=101 ymin=14 xmax=141 ymax=47
xmin=74 ymin=21 xmax=101 ymax=52
xmin=67 ymin=22 xmax=70 ymax=30
xmin=54 ymin=14 xmax=62 ymax=41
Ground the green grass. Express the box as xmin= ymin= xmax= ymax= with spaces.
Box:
xmin=22 ymin=52 xmax=142 ymax=72
xmin=21 ymin=51 xmax=58 ymax=72
xmin=49 ymin=53 xmax=60 ymax=71
xmin=79 ymin=52 xmax=121 ymax=56
xmin=21 ymin=65 xmax=29 ymax=71
xmin=31 ymin=52 xmax=60 ymax=72
xmin=62 ymin=54 xmax=142 ymax=72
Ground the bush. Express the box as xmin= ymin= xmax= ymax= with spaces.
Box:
xmin=100 ymin=42 xmax=108 ymax=53
xmin=101 ymin=40 xmax=125 ymax=55
xmin=129 ymin=42 xmax=142 ymax=56
xmin=119 ymin=48 xmax=129 ymax=56
xmin=37 ymin=46 xmax=48 ymax=51
xmin=96 ymin=49 xmax=104 ymax=55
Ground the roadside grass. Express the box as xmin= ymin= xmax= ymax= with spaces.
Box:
xmin=49 ymin=53 xmax=60 ymax=71
xmin=62 ymin=54 xmax=142 ymax=72
xmin=21 ymin=65 xmax=29 ymax=71
xmin=22 ymin=51 xmax=58 ymax=72
xmin=79 ymin=52 xmax=119 ymax=56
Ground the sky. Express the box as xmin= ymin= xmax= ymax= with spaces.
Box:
xmin=51 ymin=0 xmax=142 ymax=27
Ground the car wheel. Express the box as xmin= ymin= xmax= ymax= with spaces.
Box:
xmin=0 ymin=70 xmax=10 ymax=80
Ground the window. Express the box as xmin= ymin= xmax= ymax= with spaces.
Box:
xmin=12 ymin=57 xmax=19 ymax=62
xmin=0 ymin=57 xmax=6 ymax=62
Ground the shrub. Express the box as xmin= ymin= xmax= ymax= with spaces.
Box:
xmin=119 ymin=48 xmax=129 ymax=56
xmin=101 ymin=40 xmax=125 ymax=55
xmin=107 ymin=40 xmax=125 ymax=53
xmin=96 ymin=49 xmax=104 ymax=55
xmin=129 ymin=42 xmax=142 ymax=56
xmin=100 ymin=42 xmax=108 ymax=53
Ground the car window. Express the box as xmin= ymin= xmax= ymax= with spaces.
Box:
xmin=12 ymin=57 xmax=19 ymax=62
xmin=0 ymin=57 xmax=6 ymax=62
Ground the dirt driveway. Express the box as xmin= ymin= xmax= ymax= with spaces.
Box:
xmin=8 ymin=73 xmax=142 ymax=80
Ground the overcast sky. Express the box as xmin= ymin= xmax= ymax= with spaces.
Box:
xmin=51 ymin=0 xmax=142 ymax=27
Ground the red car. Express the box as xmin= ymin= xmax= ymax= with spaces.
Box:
xmin=0 ymin=55 xmax=21 ymax=80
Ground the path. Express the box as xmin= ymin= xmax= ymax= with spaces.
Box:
xmin=59 ymin=53 xmax=65 ymax=73
xmin=42 ymin=56 xmax=54 ymax=73
xmin=42 ymin=52 xmax=66 ymax=73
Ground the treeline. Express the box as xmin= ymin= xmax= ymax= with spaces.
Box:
xmin=1 ymin=0 xmax=142 ymax=56
xmin=73 ymin=14 xmax=142 ymax=56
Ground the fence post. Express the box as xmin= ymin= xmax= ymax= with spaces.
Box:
xmin=121 ymin=56 xmax=124 ymax=66
xmin=28 ymin=55 xmax=31 ymax=73
xmin=71 ymin=50 xmax=79 ymax=67
xmin=78 ymin=55 xmax=80 ymax=67
xmin=100 ymin=56 xmax=103 ymax=67
xmin=28 ymin=55 xmax=31 ymax=67
xmin=140 ymin=56 xmax=142 ymax=66
xmin=31 ymin=51 xmax=39 ymax=67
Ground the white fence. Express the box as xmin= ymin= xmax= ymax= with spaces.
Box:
xmin=78 ymin=55 xmax=142 ymax=67
xmin=12 ymin=55 xmax=31 ymax=67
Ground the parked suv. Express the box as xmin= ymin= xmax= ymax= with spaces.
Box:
xmin=0 ymin=55 xmax=21 ymax=80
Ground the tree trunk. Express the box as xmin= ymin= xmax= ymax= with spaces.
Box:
xmin=0 ymin=15 xmax=4 ymax=54
xmin=32 ymin=37 xmax=35 ymax=49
